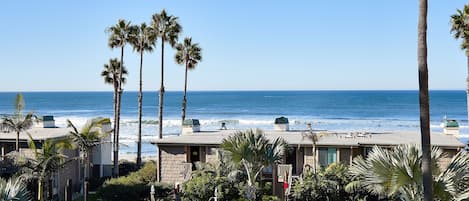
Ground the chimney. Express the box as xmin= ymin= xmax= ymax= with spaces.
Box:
xmin=43 ymin=116 xmax=55 ymax=128
xmin=274 ymin=117 xmax=289 ymax=131
xmin=182 ymin=119 xmax=201 ymax=134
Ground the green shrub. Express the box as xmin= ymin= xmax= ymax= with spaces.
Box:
xmin=181 ymin=171 xmax=241 ymax=201
xmin=89 ymin=176 xmax=109 ymax=191
xmin=97 ymin=161 xmax=172 ymax=201
xmin=118 ymin=160 xmax=138 ymax=176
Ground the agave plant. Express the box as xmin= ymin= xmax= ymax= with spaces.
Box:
xmin=0 ymin=177 xmax=31 ymax=201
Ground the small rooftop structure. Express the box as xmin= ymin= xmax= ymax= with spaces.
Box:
xmin=182 ymin=119 xmax=201 ymax=134
xmin=442 ymin=117 xmax=460 ymax=136
xmin=42 ymin=115 xmax=56 ymax=128
xmin=274 ymin=117 xmax=289 ymax=131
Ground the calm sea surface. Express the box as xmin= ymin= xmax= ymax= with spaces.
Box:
xmin=0 ymin=91 xmax=467 ymax=155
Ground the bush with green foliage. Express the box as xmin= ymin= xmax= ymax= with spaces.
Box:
xmin=97 ymin=161 xmax=172 ymax=201
xmin=181 ymin=165 xmax=242 ymax=200
xmin=293 ymin=163 xmax=376 ymax=201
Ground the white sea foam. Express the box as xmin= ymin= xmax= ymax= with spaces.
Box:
xmin=49 ymin=115 xmax=469 ymax=157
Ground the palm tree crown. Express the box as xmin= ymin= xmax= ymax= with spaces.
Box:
xmin=175 ymin=37 xmax=202 ymax=69
xmin=107 ymin=19 xmax=132 ymax=49
xmin=450 ymin=5 xmax=469 ymax=54
xmin=101 ymin=58 xmax=128 ymax=85
xmin=151 ymin=9 xmax=182 ymax=46
xmin=67 ymin=118 xmax=111 ymax=154
xmin=129 ymin=23 xmax=156 ymax=54
xmin=0 ymin=93 xmax=34 ymax=152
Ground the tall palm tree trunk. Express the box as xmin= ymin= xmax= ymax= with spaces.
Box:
xmin=466 ymin=55 xmax=469 ymax=126
xmin=181 ymin=63 xmax=188 ymax=123
xmin=157 ymin=41 xmax=165 ymax=182
xmin=84 ymin=151 xmax=90 ymax=201
xmin=137 ymin=50 xmax=144 ymax=168
xmin=114 ymin=90 xmax=122 ymax=177
xmin=16 ymin=131 xmax=19 ymax=152
xmin=113 ymin=83 xmax=118 ymax=177
xmin=418 ymin=0 xmax=432 ymax=200
xmin=113 ymin=47 xmax=125 ymax=177
xmin=158 ymin=40 xmax=165 ymax=139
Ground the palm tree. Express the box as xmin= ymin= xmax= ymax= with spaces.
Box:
xmin=129 ymin=23 xmax=157 ymax=168
xmin=301 ymin=124 xmax=327 ymax=176
xmin=0 ymin=93 xmax=34 ymax=152
xmin=151 ymin=9 xmax=182 ymax=139
xmin=221 ymin=129 xmax=287 ymax=201
xmin=0 ymin=177 xmax=31 ymax=201
xmin=107 ymin=19 xmax=132 ymax=177
xmin=101 ymin=58 xmax=128 ymax=177
xmin=17 ymin=135 xmax=73 ymax=201
xmin=175 ymin=37 xmax=202 ymax=124
xmin=450 ymin=5 xmax=469 ymax=126
xmin=67 ymin=118 xmax=111 ymax=193
xmin=347 ymin=145 xmax=469 ymax=201
xmin=417 ymin=0 xmax=432 ymax=200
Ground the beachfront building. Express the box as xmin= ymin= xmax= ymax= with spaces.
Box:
xmin=154 ymin=118 xmax=465 ymax=188
xmin=0 ymin=117 xmax=112 ymax=200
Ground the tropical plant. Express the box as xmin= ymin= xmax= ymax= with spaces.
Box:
xmin=181 ymin=151 xmax=244 ymax=201
xmin=293 ymin=163 xmax=346 ymax=201
xmin=175 ymin=37 xmax=202 ymax=124
xmin=129 ymin=23 xmax=156 ymax=168
xmin=17 ymin=135 xmax=73 ymax=201
xmin=417 ymin=0 xmax=432 ymax=200
xmin=0 ymin=177 xmax=31 ymax=201
xmin=301 ymin=125 xmax=327 ymax=175
xmin=0 ymin=93 xmax=34 ymax=152
xmin=347 ymin=145 xmax=469 ymax=201
xmin=221 ymin=129 xmax=287 ymax=201
xmin=107 ymin=19 xmax=132 ymax=177
xmin=67 ymin=118 xmax=111 ymax=198
xmin=151 ymin=9 xmax=182 ymax=139
xmin=450 ymin=4 xmax=469 ymax=129
xmin=100 ymin=57 xmax=128 ymax=177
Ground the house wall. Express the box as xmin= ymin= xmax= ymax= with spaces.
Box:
xmin=205 ymin=146 xmax=219 ymax=164
xmin=339 ymin=148 xmax=351 ymax=165
xmin=160 ymin=146 xmax=187 ymax=184
xmin=303 ymin=147 xmax=314 ymax=167
xmin=57 ymin=148 xmax=80 ymax=201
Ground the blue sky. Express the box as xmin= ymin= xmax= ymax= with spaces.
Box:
xmin=0 ymin=1 xmax=468 ymax=91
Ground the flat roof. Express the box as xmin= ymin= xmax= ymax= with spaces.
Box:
xmin=154 ymin=129 xmax=465 ymax=148
xmin=0 ymin=126 xmax=71 ymax=142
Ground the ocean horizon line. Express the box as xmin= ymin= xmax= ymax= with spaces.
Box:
xmin=0 ymin=89 xmax=466 ymax=93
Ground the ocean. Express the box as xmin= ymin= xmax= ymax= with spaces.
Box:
xmin=0 ymin=90 xmax=467 ymax=156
